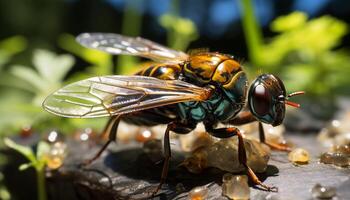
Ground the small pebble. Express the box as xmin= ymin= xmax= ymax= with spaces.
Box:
xmin=332 ymin=144 xmax=350 ymax=155
xmin=331 ymin=153 xmax=349 ymax=167
xmin=135 ymin=128 xmax=154 ymax=143
xmin=320 ymin=152 xmax=334 ymax=164
xmin=20 ymin=125 xmax=32 ymax=138
xmin=222 ymin=173 xmax=250 ymax=200
xmin=288 ymin=148 xmax=310 ymax=164
xmin=45 ymin=142 xmax=67 ymax=169
xmin=311 ymin=184 xmax=336 ymax=199
xmin=320 ymin=152 xmax=349 ymax=167
xmin=188 ymin=186 xmax=208 ymax=200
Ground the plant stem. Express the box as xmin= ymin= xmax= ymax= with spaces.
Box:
xmin=36 ymin=168 xmax=47 ymax=200
xmin=239 ymin=0 xmax=264 ymax=67
xmin=117 ymin=0 xmax=143 ymax=74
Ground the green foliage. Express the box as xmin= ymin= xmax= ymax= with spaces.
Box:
xmin=4 ymin=138 xmax=49 ymax=200
xmin=262 ymin=12 xmax=347 ymax=68
xmin=259 ymin=12 xmax=349 ymax=97
xmin=239 ymin=0 xmax=263 ymax=66
xmin=58 ymin=34 xmax=114 ymax=77
xmin=0 ymin=35 xmax=27 ymax=69
xmin=241 ymin=10 xmax=350 ymax=98
xmin=0 ymin=49 xmax=76 ymax=133
xmin=159 ymin=14 xmax=199 ymax=51
xmin=0 ymin=173 xmax=10 ymax=200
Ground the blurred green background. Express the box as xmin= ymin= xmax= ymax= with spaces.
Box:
xmin=0 ymin=0 xmax=350 ymax=135
xmin=0 ymin=0 xmax=350 ymax=199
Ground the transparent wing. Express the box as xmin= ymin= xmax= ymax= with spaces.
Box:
xmin=76 ymin=33 xmax=189 ymax=64
xmin=43 ymin=75 xmax=211 ymax=118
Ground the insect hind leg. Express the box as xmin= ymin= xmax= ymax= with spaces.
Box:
xmin=82 ymin=116 xmax=121 ymax=166
xmin=206 ymin=125 xmax=278 ymax=192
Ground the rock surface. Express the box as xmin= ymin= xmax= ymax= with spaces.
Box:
xmin=46 ymin=133 xmax=350 ymax=200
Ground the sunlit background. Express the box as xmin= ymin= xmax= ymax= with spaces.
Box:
xmin=0 ymin=0 xmax=350 ymax=199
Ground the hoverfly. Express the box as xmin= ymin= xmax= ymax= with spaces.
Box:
xmin=43 ymin=33 xmax=304 ymax=195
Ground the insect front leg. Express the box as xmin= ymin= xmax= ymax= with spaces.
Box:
xmin=258 ymin=122 xmax=291 ymax=152
xmin=206 ymin=125 xmax=278 ymax=192
xmin=82 ymin=116 xmax=121 ymax=166
xmin=229 ymin=111 xmax=290 ymax=152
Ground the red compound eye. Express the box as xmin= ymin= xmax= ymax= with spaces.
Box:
xmin=252 ymin=84 xmax=271 ymax=116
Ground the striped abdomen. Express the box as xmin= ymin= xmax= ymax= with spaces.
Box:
xmin=125 ymin=52 xmax=248 ymax=126
xmin=123 ymin=63 xmax=182 ymax=126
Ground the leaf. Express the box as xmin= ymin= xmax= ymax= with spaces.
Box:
xmin=19 ymin=163 xmax=33 ymax=171
xmin=271 ymin=12 xmax=307 ymax=32
xmin=4 ymin=138 xmax=36 ymax=163
xmin=36 ymin=141 xmax=50 ymax=160
xmin=58 ymin=34 xmax=111 ymax=67
xmin=10 ymin=65 xmax=47 ymax=91
xmin=0 ymin=35 xmax=27 ymax=56
xmin=0 ymin=72 xmax=38 ymax=92
xmin=33 ymin=49 xmax=75 ymax=82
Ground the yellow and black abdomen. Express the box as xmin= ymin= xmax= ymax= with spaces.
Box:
xmin=123 ymin=63 xmax=183 ymax=126
xmin=136 ymin=63 xmax=182 ymax=80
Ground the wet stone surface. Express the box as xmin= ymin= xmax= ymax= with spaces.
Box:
xmin=47 ymin=133 xmax=350 ymax=200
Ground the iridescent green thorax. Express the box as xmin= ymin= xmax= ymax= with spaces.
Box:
xmin=178 ymin=71 xmax=248 ymax=123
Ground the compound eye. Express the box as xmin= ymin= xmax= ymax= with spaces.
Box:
xmin=252 ymin=84 xmax=271 ymax=116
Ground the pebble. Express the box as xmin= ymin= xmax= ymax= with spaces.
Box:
xmin=181 ymin=138 xmax=270 ymax=173
xmin=311 ymin=184 xmax=336 ymax=199
xmin=20 ymin=125 xmax=32 ymax=138
xmin=222 ymin=173 xmax=250 ymax=200
xmin=135 ymin=128 xmax=155 ymax=143
xmin=320 ymin=152 xmax=349 ymax=167
xmin=45 ymin=142 xmax=67 ymax=169
xmin=288 ymin=148 xmax=310 ymax=164
xmin=332 ymin=144 xmax=350 ymax=155
xmin=179 ymin=123 xmax=213 ymax=152
xmin=188 ymin=186 xmax=208 ymax=200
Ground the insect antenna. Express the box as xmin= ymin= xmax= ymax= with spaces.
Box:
xmin=287 ymin=91 xmax=305 ymax=98
xmin=285 ymin=91 xmax=305 ymax=108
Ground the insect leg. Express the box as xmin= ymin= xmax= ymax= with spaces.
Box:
xmin=206 ymin=125 xmax=277 ymax=192
xmin=229 ymin=112 xmax=290 ymax=152
xmin=151 ymin=121 xmax=196 ymax=196
xmin=83 ymin=116 xmax=121 ymax=165
xmin=228 ymin=111 xmax=257 ymax=125
xmin=258 ymin=122 xmax=291 ymax=152
xmin=99 ymin=116 xmax=118 ymax=140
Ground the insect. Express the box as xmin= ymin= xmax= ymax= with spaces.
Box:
xmin=43 ymin=33 xmax=304 ymax=195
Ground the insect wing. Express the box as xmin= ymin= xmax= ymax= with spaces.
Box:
xmin=76 ymin=33 xmax=189 ymax=64
xmin=43 ymin=75 xmax=210 ymax=118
